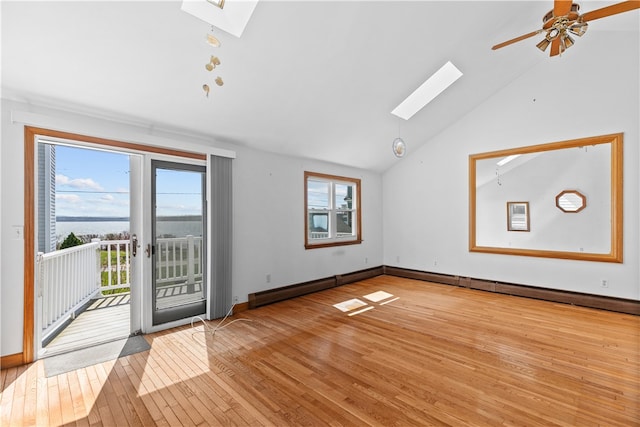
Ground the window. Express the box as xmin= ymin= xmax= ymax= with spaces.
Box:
xmin=305 ymin=171 xmax=361 ymax=249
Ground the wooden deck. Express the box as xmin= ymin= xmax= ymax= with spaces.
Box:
xmin=156 ymin=282 xmax=204 ymax=310
xmin=3 ymin=275 xmax=639 ymax=426
xmin=43 ymin=280 xmax=204 ymax=357
xmin=43 ymin=295 xmax=131 ymax=357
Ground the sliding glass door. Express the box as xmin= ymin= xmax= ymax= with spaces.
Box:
xmin=151 ymin=161 xmax=206 ymax=325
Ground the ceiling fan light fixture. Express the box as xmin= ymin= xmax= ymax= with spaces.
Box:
xmin=548 ymin=27 xmax=561 ymax=40
xmin=563 ymin=34 xmax=575 ymax=49
xmin=492 ymin=0 xmax=640 ymax=57
xmin=569 ymin=21 xmax=588 ymax=37
xmin=536 ymin=37 xmax=552 ymax=52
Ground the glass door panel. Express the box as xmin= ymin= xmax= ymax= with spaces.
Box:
xmin=151 ymin=161 xmax=206 ymax=325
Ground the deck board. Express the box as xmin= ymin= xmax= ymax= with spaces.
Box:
xmin=44 ymin=295 xmax=131 ymax=356
xmin=3 ymin=276 xmax=639 ymax=426
xmin=155 ymin=282 xmax=204 ymax=310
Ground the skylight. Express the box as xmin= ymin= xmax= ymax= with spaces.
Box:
xmin=391 ymin=61 xmax=463 ymax=120
xmin=181 ymin=0 xmax=259 ymax=38
xmin=496 ymin=154 xmax=521 ymax=167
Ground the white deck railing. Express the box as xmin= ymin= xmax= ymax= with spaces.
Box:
xmin=38 ymin=235 xmax=202 ymax=340
xmin=155 ymin=236 xmax=203 ymax=286
xmin=38 ymin=241 xmax=102 ymax=341
xmin=310 ymin=232 xmax=329 ymax=239
xmin=99 ymin=239 xmax=131 ymax=294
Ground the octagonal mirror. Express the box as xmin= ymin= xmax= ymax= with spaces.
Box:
xmin=556 ymin=190 xmax=587 ymax=213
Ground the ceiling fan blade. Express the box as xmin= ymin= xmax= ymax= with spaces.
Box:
xmin=581 ymin=0 xmax=640 ymax=22
xmin=554 ymin=0 xmax=573 ymax=17
xmin=492 ymin=29 xmax=543 ymax=50
xmin=550 ymin=38 xmax=562 ymax=56
xmin=544 ymin=0 xmax=574 ymax=29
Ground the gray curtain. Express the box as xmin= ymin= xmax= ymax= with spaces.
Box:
xmin=209 ymin=155 xmax=233 ymax=319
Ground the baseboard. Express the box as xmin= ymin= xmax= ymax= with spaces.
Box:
xmin=247 ymin=265 xmax=638 ymax=315
xmin=383 ymin=266 xmax=460 ymax=286
xmin=248 ymin=266 xmax=382 ymax=309
xmin=336 ymin=266 xmax=384 ymax=286
xmin=1 ymin=352 xmax=24 ymax=370
xmin=233 ymin=301 xmax=249 ymax=314
xmin=493 ymin=282 xmax=640 ymax=315
xmin=248 ymin=276 xmax=336 ymax=309
xmin=385 ymin=266 xmax=639 ymax=316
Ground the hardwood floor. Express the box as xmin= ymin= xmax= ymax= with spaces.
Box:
xmin=2 ymin=276 xmax=639 ymax=426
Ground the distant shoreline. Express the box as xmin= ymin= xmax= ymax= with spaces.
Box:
xmin=57 ymin=216 xmax=128 ymax=222
xmin=57 ymin=216 xmax=202 ymax=222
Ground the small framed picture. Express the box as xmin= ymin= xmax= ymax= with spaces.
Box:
xmin=507 ymin=201 xmax=530 ymax=232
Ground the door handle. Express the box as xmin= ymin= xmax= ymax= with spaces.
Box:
xmin=131 ymin=234 xmax=139 ymax=257
xmin=145 ymin=243 xmax=152 ymax=258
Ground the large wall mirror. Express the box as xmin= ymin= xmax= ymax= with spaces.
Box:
xmin=469 ymin=133 xmax=623 ymax=262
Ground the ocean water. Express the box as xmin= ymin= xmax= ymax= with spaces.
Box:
xmin=56 ymin=221 xmax=129 ymax=240
xmin=56 ymin=220 xmax=203 ymax=242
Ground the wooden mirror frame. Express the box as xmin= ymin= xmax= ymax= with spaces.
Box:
xmin=555 ymin=190 xmax=587 ymax=213
xmin=469 ymin=133 xmax=623 ymax=263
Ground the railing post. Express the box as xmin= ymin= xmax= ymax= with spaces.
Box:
xmin=116 ymin=243 xmax=122 ymax=287
xmin=125 ymin=242 xmax=130 ymax=290
xmin=187 ymin=235 xmax=195 ymax=293
xmin=37 ymin=252 xmax=45 ymax=333
xmin=92 ymin=238 xmax=101 ymax=294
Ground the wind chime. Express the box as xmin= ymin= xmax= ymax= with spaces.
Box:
xmin=202 ymin=27 xmax=224 ymax=98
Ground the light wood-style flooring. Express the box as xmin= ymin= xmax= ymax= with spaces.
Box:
xmin=2 ymin=276 xmax=639 ymax=426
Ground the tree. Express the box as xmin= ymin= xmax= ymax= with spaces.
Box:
xmin=59 ymin=232 xmax=83 ymax=249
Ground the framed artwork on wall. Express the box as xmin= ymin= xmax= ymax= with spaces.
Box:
xmin=507 ymin=201 xmax=529 ymax=232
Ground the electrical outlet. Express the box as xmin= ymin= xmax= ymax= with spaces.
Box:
xmin=233 ymin=295 xmax=239 ymax=303
xmin=434 ymin=258 xmax=438 ymax=266
xmin=601 ymin=280 xmax=608 ymax=288
xmin=266 ymin=274 xmax=271 ymax=283
xmin=365 ymin=257 xmax=368 ymax=264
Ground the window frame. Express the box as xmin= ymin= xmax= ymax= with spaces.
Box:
xmin=304 ymin=171 xmax=362 ymax=249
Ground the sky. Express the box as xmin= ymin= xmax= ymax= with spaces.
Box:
xmin=53 ymin=144 xmax=346 ymax=218
xmin=53 ymin=145 xmax=203 ymax=218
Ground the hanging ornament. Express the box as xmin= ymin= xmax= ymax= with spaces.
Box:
xmin=392 ymin=138 xmax=406 ymax=158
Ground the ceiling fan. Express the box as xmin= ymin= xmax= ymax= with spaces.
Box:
xmin=492 ymin=0 xmax=640 ymax=56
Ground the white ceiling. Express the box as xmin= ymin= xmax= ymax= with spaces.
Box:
xmin=2 ymin=1 xmax=638 ymax=172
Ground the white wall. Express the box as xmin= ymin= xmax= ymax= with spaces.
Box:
xmin=1 ymin=102 xmax=26 ymax=359
xmin=232 ymin=146 xmax=382 ymax=299
xmin=0 ymin=99 xmax=383 ymax=357
xmin=383 ymin=31 xmax=639 ymax=300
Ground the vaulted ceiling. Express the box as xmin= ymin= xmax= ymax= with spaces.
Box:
xmin=2 ymin=1 xmax=638 ymax=171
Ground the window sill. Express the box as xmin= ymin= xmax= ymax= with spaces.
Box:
xmin=305 ymin=239 xmax=362 ymax=250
